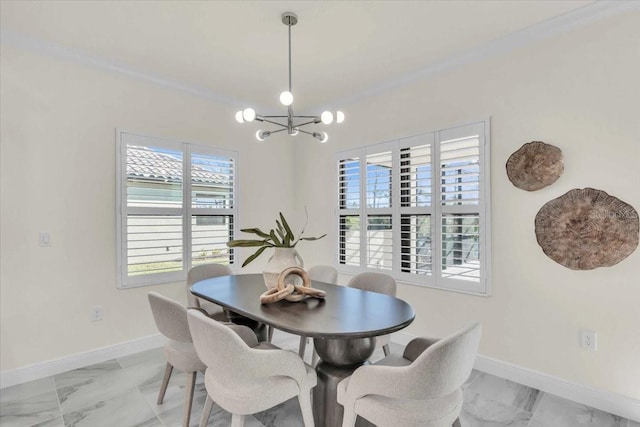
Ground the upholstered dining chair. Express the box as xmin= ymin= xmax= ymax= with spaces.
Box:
xmin=337 ymin=322 xmax=482 ymax=427
xmin=307 ymin=264 xmax=339 ymax=284
xmin=187 ymin=309 xmax=317 ymax=427
xmin=347 ymin=272 xmax=397 ymax=356
xmin=148 ymin=292 xmax=207 ymax=427
xmin=186 ymin=263 xmax=231 ymax=321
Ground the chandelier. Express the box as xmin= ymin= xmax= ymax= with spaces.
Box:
xmin=234 ymin=12 xmax=344 ymax=143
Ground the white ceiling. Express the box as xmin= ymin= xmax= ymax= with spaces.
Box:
xmin=2 ymin=0 xmax=628 ymax=113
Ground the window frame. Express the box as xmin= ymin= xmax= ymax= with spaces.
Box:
xmin=335 ymin=120 xmax=491 ymax=296
xmin=116 ymin=130 xmax=238 ymax=289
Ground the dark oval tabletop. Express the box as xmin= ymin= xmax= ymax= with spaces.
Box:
xmin=190 ymin=274 xmax=415 ymax=339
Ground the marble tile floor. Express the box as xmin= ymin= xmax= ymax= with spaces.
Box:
xmin=1 ymin=330 xmax=637 ymax=427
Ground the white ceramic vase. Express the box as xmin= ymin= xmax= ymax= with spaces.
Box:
xmin=262 ymin=247 xmax=304 ymax=289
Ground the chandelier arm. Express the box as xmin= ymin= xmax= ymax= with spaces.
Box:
xmin=295 ymin=128 xmax=315 ymax=136
xmin=260 ymin=119 xmax=289 ymax=128
xmin=269 ymin=128 xmax=288 ymax=135
xmin=262 ymin=115 xmax=290 ymax=119
xmin=292 ymin=115 xmax=321 ymax=119
xmin=292 ymin=119 xmax=320 ymax=128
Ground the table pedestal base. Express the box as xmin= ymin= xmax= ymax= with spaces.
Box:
xmin=312 ymin=337 xmax=375 ymax=427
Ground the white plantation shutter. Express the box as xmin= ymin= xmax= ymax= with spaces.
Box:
xmin=436 ymin=122 xmax=487 ymax=293
xmin=441 ymin=214 xmax=480 ymax=281
xmin=336 ymin=120 xmax=490 ymax=295
xmin=398 ymin=133 xmax=434 ymax=279
xmin=126 ymin=145 xmax=183 ymax=208
xmin=365 ymin=148 xmax=393 ymax=270
xmin=339 ymin=215 xmax=361 ymax=266
xmin=339 ymin=157 xmax=360 ymax=210
xmin=117 ymin=131 xmax=237 ymax=288
xmin=366 ymin=214 xmax=392 ymax=270
xmin=400 ymin=214 xmax=432 ymax=275
xmin=191 ymin=152 xmax=235 ymax=208
xmin=400 ymin=143 xmax=432 ymax=208
xmin=127 ymin=215 xmax=183 ymax=276
xmin=338 ymin=154 xmax=362 ymax=266
xmin=189 ymin=149 xmax=235 ymax=268
xmin=366 ymin=151 xmax=392 ymax=209
xmin=440 ymin=136 xmax=480 ymax=206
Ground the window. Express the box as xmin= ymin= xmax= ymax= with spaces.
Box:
xmin=116 ymin=131 xmax=237 ymax=288
xmin=336 ymin=120 xmax=490 ymax=295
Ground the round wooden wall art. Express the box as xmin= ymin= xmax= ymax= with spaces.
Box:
xmin=506 ymin=141 xmax=564 ymax=191
xmin=535 ymin=188 xmax=639 ymax=270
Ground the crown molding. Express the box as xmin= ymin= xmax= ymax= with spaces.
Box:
xmin=0 ymin=28 xmax=253 ymax=109
xmin=316 ymin=0 xmax=640 ymax=111
xmin=2 ymin=1 xmax=638 ymax=112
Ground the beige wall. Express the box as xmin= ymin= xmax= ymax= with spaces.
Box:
xmin=1 ymin=10 xmax=638 ymax=402
xmin=0 ymin=43 xmax=296 ymax=370
xmin=296 ymin=12 xmax=640 ymax=400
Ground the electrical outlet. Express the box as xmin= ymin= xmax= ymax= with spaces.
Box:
xmin=91 ymin=305 xmax=103 ymax=322
xmin=581 ymin=329 xmax=597 ymax=350
xmin=39 ymin=232 xmax=51 ymax=247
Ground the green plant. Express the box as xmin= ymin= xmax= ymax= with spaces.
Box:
xmin=227 ymin=212 xmax=326 ymax=267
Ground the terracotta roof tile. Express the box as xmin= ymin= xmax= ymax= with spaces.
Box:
xmin=126 ymin=145 xmax=228 ymax=185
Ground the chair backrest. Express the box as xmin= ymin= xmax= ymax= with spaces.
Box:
xmin=187 ymin=309 xmax=261 ymax=383
xmin=307 ymin=265 xmax=338 ymax=284
xmin=412 ymin=322 xmax=481 ymax=398
xmin=186 ymin=263 xmax=232 ymax=307
xmin=148 ymin=292 xmax=192 ymax=343
xmin=347 ymin=272 xmax=396 ymax=296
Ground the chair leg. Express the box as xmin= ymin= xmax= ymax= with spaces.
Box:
xmin=268 ymin=325 xmax=274 ymax=342
xmin=341 ymin=408 xmax=357 ymax=427
xmin=298 ymin=336 xmax=307 ymax=359
xmin=453 ymin=417 xmax=462 ymax=427
xmin=382 ymin=344 xmax=391 ymax=357
xmin=298 ymin=389 xmax=315 ymax=427
xmin=199 ymin=395 xmax=214 ymax=427
xmin=157 ymin=362 xmax=174 ymax=404
xmin=182 ymin=371 xmax=197 ymax=427
xmin=230 ymin=414 xmax=245 ymax=427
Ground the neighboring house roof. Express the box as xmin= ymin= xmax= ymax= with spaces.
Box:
xmin=126 ymin=145 xmax=229 ymax=185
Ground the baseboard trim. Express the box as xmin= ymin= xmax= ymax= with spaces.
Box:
xmin=0 ymin=333 xmax=164 ymax=389
xmin=2 ymin=331 xmax=638 ymax=422
xmin=392 ymin=331 xmax=639 ymax=422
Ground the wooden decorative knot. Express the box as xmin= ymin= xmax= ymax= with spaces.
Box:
xmin=259 ymin=266 xmax=327 ymax=304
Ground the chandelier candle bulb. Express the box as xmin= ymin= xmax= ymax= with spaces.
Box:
xmin=235 ymin=111 xmax=244 ymax=123
xmin=242 ymin=108 xmax=256 ymax=122
xmin=321 ymin=111 xmax=334 ymax=124
xmin=256 ymin=130 xmax=271 ymax=142
xmin=313 ymin=132 xmax=328 ymax=143
xmin=279 ymin=91 xmax=294 ymax=106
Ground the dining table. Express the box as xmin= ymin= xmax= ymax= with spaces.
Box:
xmin=190 ymin=273 xmax=415 ymax=427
